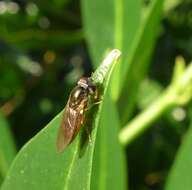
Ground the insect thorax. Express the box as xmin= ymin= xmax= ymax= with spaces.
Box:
xmin=69 ymin=86 xmax=88 ymax=108
xmin=78 ymin=77 xmax=97 ymax=95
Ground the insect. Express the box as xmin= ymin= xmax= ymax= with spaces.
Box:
xmin=56 ymin=77 xmax=98 ymax=153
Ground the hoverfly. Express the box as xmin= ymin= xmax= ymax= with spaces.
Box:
xmin=56 ymin=77 xmax=98 ymax=153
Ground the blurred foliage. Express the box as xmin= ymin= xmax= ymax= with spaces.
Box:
xmin=0 ymin=0 xmax=192 ymax=189
xmin=165 ymin=109 xmax=192 ymax=190
xmin=0 ymin=113 xmax=16 ymax=184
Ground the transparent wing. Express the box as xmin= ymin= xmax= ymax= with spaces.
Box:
xmin=56 ymin=102 xmax=83 ymax=153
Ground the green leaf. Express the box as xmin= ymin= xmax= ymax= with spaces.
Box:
xmin=91 ymin=93 xmax=127 ymax=190
xmin=119 ymin=0 xmax=164 ymax=124
xmin=82 ymin=0 xmax=130 ymax=186
xmin=0 ymin=113 xmax=16 ymax=182
xmin=81 ymin=0 xmax=141 ymax=100
xmin=164 ymin=0 xmax=181 ymax=13
xmin=1 ymin=50 xmax=121 ymax=190
xmin=2 ymin=112 xmax=88 ymax=190
xmin=90 ymin=50 xmax=127 ymax=189
xmin=165 ymin=113 xmax=192 ymax=190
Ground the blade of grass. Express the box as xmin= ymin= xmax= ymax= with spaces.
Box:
xmin=118 ymin=0 xmax=164 ymax=124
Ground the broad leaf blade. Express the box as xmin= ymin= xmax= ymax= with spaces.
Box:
xmin=1 ymin=51 xmax=119 ymax=190
xmin=0 ymin=114 xmax=16 ymax=183
xmin=1 ymin=111 xmax=100 ymax=190
xmin=1 ymin=112 xmax=79 ymax=190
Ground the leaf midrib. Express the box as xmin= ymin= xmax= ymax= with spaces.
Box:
xmin=63 ymin=140 xmax=79 ymax=190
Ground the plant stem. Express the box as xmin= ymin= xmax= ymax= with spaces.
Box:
xmin=119 ymin=62 xmax=192 ymax=146
xmin=119 ymin=89 xmax=175 ymax=145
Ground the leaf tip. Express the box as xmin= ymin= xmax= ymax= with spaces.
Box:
xmin=91 ymin=49 xmax=122 ymax=84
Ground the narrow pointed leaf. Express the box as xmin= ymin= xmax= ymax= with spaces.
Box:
xmin=1 ymin=50 xmax=120 ymax=190
xmin=119 ymin=0 xmax=164 ymax=123
xmin=81 ymin=0 xmax=130 ymax=188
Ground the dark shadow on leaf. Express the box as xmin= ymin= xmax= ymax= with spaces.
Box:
xmin=78 ymin=104 xmax=99 ymax=157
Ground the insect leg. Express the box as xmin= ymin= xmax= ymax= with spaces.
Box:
xmin=84 ymin=100 xmax=102 ymax=112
